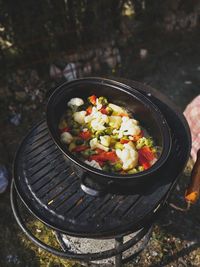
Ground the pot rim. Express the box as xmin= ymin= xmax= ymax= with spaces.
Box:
xmin=46 ymin=77 xmax=172 ymax=180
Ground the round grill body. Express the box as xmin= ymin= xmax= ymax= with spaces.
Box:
xmin=13 ymin=80 xmax=191 ymax=238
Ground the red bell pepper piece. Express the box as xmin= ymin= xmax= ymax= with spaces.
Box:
xmin=120 ymin=138 xmax=129 ymax=144
xmin=104 ymin=151 xmax=119 ymax=162
xmin=90 ymin=151 xmax=118 ymax=163
xmin=138 ymin=153 xmax=151 ymax=170
xmin=95 ymin=148 xmax=105 ymax=154
xmin=142 ymin=161 xmax=151 ymax=170
xmin=89 ymin=154 xmax=105 ymax=162
xmin=138 ymin=146 xmax=155 ymax=161
xmin=86 ymin=106 xmax=92 ymax=115
xmin=72 ymin=145 xmax=89 ymax=152
xmin=100 ymin=106 xmax=108 ymax=115
xmin=79 ymin=130 xmax=91 ymax=140
xmin=88 ymin=95 xmax=97 ymax=105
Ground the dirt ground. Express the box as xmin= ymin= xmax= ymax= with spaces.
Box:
xmin=0 ymin=29 xmax=200 ymax=267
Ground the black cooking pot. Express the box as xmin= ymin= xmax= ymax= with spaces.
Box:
xmin=46 ymin=78 xmax=171 ymax=195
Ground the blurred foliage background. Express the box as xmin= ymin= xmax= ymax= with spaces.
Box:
xmin=1 ymin=0 xmax=200 ymax=76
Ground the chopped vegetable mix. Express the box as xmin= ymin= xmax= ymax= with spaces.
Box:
xmin=59 ymin=95 xmax=159 ymax=174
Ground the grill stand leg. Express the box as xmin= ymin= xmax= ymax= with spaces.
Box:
xmin=115 ymin=237 xmax=123 ymax=267
xmin=11 ymin=180 xmax=153 ymax=265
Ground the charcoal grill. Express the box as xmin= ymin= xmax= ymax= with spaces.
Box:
xmin=10 ymin=79 xmax=191 ymax=266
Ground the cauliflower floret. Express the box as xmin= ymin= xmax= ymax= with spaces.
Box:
xmin=101 ymin=114 xmax=109 ymax=123
xmin=85 ymin=107 xmax=108 ymax=122
xmin=90 ymin=137 xmax=109 ymax=151
xmin=96 ymin=98 xmax=103 ymax=110
xmin=118 ymin=117 xmax=141 ymax=137
xmin=67 ymin=98 xmax=84 ymax=107
xmin=85 ymin=107 xmax=109 ymax=131
xmin=85 ymin=107 xmax=100 ymax=123
xmin=61 ymin=132 xmax=73 ymax=144
xmin=91 ymin=119 xmax=106 ymax=131
xmin=85 ymin=160 xmax=102 ymax=170
xmin=116 ymin=141 xmax=138 ymax=170
xmin=122 ymin=116 xmax=138 ymax=125
xmin=73 ymin=111 xmax=86 ymax=124
xmin=90 ymin=138 xmax=98 ymax=149
xmin=109 ymin=116 xmax=122 ymax=129
xmin=85 ymin=115 xmax=93 ymax=123
xmin=96 ymin=143 xmax=109 ymax=151
xmin=100 ymin=135 xmax=111 ymax=147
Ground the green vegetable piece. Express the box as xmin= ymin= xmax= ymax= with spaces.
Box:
xmin=81 ymin=149 xmax=96 ymax=157
xmin=136 ymin=137 xmax=145 ymax=149
xmin=109 ymin=122 xmax=115 ymax=128
xmin=112 ymin=111 xmax=119 ymax=116
xmin=98 ymin=96 xmax=108 ymax=105
xmin=111 ymin=134 xmax=119 ymax=140
xmin=137 ymin=166 xmax=144 ymax=172
xmin=81 ymin=150 xmax=90 ymax=157
xmin=151 ymin=147 xmax=157 ymax=154
xmin=104 ymin=127 xmax=113 ymax=135
xmin=110 ymin=166 xmax=116 ymax=172
xmin=113 ymin=162 xmax=123 ymax=171
xmin=95 ymin=130 xmax=105 ymax=138
xmin=81 ymin=149 xmax=90 ymax=158
xmin=106 ymin=106 xmax=113 ymax=115
xmin=102 ymin=164 xmax=110 ymax=172
xmin=128 ymin=168 xmax=138 ymax=174
xmin=114 ymin=142 xmax=124 ymax=150
xmin=88 ymin=125 xmax=96 ymax=134
xmin=145 ymin=137 xmax=153 ymax=147
xmin=136 ymin=137 xmax=153 ymax=149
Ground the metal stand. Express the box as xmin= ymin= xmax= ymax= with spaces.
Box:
xmin=10 ymin=180 xmax=152 ymax=266
xmin=115 ymin=237 xmax=123 ymax=267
